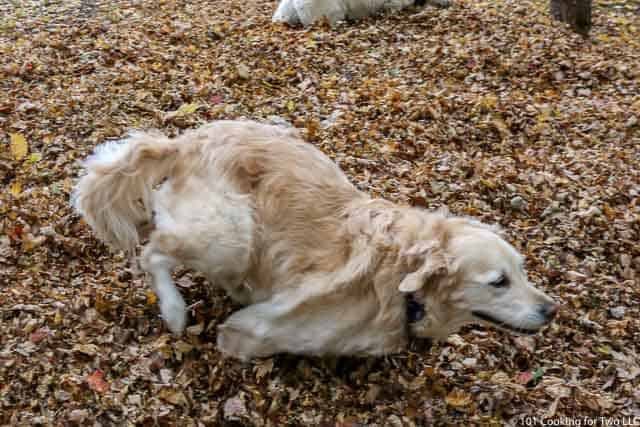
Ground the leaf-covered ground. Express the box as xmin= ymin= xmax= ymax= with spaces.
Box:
xmin=1 ymin=0 xmax=639 ymax=425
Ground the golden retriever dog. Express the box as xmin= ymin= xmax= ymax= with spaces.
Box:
xmin=73 ymin=120 xmax=559 ymax=360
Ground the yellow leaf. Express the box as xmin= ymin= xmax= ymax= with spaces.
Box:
xmin=445 ymin=389 xmax=472 ymax=407
xmin=177 ymin=103 xmax=200 ymax=115
xmin=94 ymin=292 xmax=113 ymax=314
xmin=22 ymin=235 xmax=45 ymax=252
xmin=174 ymin=340 xmax=193 ymax=361
xmin=174 ymin=340 xmax=194 ymax=354
xmin=10 ymin=133 xmax=28 ymax=160
xmin=63 ymin=177 xmax=73 ymax=193
xmin=596 ymin=34 xmax=610 ymax=42
xmin=602 ymin=203 xmax=615 ymax=220
xmin=163 ymin=103 xmax=202 ymax=122
xmin=479 ymin=94 xmax=498 ymax=111
xmin=159 ymin=388 xmax=187 ymax=405
xmin=254 ymin=358 xmax=274 ymax=381
xmin=146 ymin=290 xmax=158 ymax=305
xmin=26 ymin=152 xmax=42 ymax=163
xmin=480 ymin=179 xmax=496 ymax=189
xmin=95 ymin=38 xmax=110 ymax=50
xmin=287 ymin=100 xmax=296 ymax=112
xmin=9 ymin=181 xmax=21 ymax=198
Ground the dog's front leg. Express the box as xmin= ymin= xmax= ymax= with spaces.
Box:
xmin=141 ymin=247 xmax=187 ymax=335
xmin=216 ymin=290 xmax=406 ymax=360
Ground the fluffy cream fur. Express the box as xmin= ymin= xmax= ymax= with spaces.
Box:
xmin=74 ymin=120 xmax=558 ymax=360
xmin=272 ymin=0 xmax=450 ymax=27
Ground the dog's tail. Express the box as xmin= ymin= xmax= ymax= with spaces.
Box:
xmin=72 ymin=130 xmax=179 ymax=253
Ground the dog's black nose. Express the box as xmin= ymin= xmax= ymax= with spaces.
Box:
xmin=539 ymin=302 xmax=560 ymax=320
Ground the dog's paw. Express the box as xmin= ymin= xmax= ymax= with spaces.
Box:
xmin=160 ymin=298 xmax=187 ymax=335
xmin=217 ymin=323 xmax=279 ymax=361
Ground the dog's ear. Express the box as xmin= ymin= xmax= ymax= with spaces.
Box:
xmin=398 ymin=242 xmax=449 ymax=293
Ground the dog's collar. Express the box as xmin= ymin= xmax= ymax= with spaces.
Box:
xmin=405 ymin=293 xmax=433 ymax=351
xmin=405 ymin=292 xmax=425 ymax=323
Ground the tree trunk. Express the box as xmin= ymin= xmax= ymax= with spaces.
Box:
xmin=550 ymin=0 xmax=592 ymax=35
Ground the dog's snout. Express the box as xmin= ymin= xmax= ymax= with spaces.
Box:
xmin=538 ymin=302 xmax=560 ymax=320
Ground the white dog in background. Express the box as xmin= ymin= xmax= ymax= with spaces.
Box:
xmin=74 ymin=120 xmax=558 ymax=360
xmin=273 ymin=0 xmax=450 ymax=27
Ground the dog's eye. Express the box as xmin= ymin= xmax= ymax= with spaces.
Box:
xmin=489 ymin=275 xmax=509 ymax=288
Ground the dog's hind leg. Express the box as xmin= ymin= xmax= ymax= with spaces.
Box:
xmin=140 ymin=176 xmax=254 ymax=335
xmin=141 ymin=244 xmax=186 ymax=334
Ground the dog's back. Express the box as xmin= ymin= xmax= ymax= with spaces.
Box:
xmin=172 ymin=121 xmax=369 ymax=295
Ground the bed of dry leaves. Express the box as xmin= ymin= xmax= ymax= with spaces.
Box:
xmin=1 ymin=0 xmax=639 ymax=425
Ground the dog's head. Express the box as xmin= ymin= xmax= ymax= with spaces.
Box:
xmin=398 ymin=216 xmax=559 ymax=339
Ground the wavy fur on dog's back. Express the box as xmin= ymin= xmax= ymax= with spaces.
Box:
xmin=72 ymin=131 xmax=178 ymax=253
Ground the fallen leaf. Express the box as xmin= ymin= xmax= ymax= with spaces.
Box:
xmin=9 ymin=181 xmax=21 ymax=198
xmin=365 ymin=384 xmax=382 ymax=403
xmin=26 ymin=152 xmax=42 ymax=163
xmin=10 ymin=133 xmax=28 ymax=160
xmin=146 ymin=290 xmax=157 ymax=305
xmin=159 ymin=388 xmax=187 ymax=405
xmin=86 ymin=369 xmax=109 ymax=393
xmin=236 ymin=63 xmax=250 ymax=80
xmin=224 ymin=394 xmax=247 ymax=420
xmin=532 ymin=367 xmax=545 ymax=382
xmin=173 ymin=340 xmax=193 ymax=361
xmin=186 ymin=322 xmax=204 ymax=336
xmin=445 ymin=389 xmax=471 ymax=408
xmin=73 ymin=344 xmax=100 ymax=356
xmin=175 ymin=103 xmax=200 ymax=115
xmin=515 ymin=371 xmax=534 ymax=385
xmin=210 ymin=94 xmax=224 ymax=104
xmin=29 ymin=329 xmax=48 ymax=344
xmin=254 ymin=358 xmax=274 ymax=381
xmin=68 ymin=409 xmax=88 ymax=423
xmin=163 ymin=103 xmax=202 ymax=122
